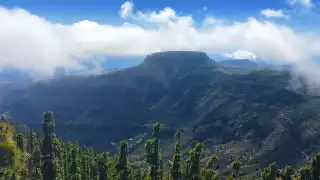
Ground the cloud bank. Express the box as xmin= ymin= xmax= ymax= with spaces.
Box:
xmin=224 ymin=50 xmax=257 ymax=60
xmin=0 ymin=1 xmax=320 ymax=78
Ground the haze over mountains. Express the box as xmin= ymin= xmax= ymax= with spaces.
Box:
xmin=1 ymin=51 xmax=319 ymax=170
xmin=0 ymin=54 xmax=276 ymax=82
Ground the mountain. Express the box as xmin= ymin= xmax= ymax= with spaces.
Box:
xmin=0 ymin=68 xmax=33 ymax=87
xmin=218 ymin=59 xmax=259 ymax=68
xmin=218 ymin=59 xmax=275 ymax=69
xmin=1 ymin=51 xmax=320 ymax=170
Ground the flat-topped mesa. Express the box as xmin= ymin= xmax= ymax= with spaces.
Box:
xmin=143 ymin=51 xmax=211 ymax=67
xmin=141 ymin=51 xmax=213 ymax=80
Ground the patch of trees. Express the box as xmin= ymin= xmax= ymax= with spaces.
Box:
xmin=0 ymin=111 xmax=320 ymax=180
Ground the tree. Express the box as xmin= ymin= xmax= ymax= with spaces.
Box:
xmin=185 ymin=143 xmax=202 ymax=180
xmin=98 ymin=152 xmax=110 ymax=180
xmin=27 ymin=130 xmax=36 ymax=176
xmin=91 ymin=159 xmax=100 ymax=180
xmin=16 ymin=133 xmax=26 ymax=152
xmin=145 ymin=122 xmax=164 ymax=180
xmin=232 ymin=157 xmax=241 ymax=178
xmin=63 ymin=143 xmax=73 ymax=179
xmin=171 ymin=129 xmax=183 ymax=180
xmin=174 ymin=130 xmax=182 ymax=144
xmin=261 ymin=162 xmax=277 ymax=180
xmin=133 ymin=168 xmax=143 ymax=180
xmin=279 ymin=166 xmax=295 ymax=180
xmin=53 ymin=137 xmax=64 ymax=179
xmin=116 ymin=141 xmax=131 ymax=180
xmin=42 ymin=111 xmax=57 ymax=180
xmin=200 ymin=168 xmax=218 ymax=180
xmin=80 ymin=148 xmax=90 ymax=180
xmin=14 ymin=132 xmax=28 ymax=179
xmin=159 ymin=150 xmax=164 ymax=180
xmin=31 ymin=139 xmax=43 ymax=180
xmin=200 ymin=155 xmax=219 ymax=180
xmin=312 ymin=153 xmax=320 ymax=180
xmin=70 ymin=147 xmax=81 ymax=180
xmin=206 ymin=155 xmax=218 ymax=170
xmin=299 ymin=166 xmax=313 ymax=180
xmin=31 ymin=168 xmax=42 ymax=180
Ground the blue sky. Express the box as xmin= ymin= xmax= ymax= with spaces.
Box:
xmin=0 ymin=0 xmax=320 ymax=77
xmin=0 ymin=0 xmax=313 ymax=24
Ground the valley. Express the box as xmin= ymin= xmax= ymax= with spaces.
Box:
xmin=0 ymin=51 xmax=319 ymax=174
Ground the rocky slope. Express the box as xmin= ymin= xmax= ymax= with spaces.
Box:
xmin=1 ymin=51 xmax=320 ymax=171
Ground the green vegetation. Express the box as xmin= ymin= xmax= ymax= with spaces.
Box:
xmin=2 ymin=112 xmax=320 ymax=180
xmin=2 ymin=51 xmax=314 ymax=171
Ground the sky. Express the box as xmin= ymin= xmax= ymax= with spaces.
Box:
xmin=1 ymin=0 xmax=320 ymax=79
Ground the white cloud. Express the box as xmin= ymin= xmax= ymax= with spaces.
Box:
xmin=1 ymin=4 xmax=320 ymax=79
xmin=260 ymin=9 xmax=287 ymax=18
xmin=136 ymin=7 xmax=177 ymax=24
xmin=224 ymin=50 xmax=257 ymax=60
xmin=288 ymin=0 xmax=313 ymax=8
xmin=119 ymin=1 xmax=133 ymax=18
xmin=203 ymin=17 xmax=217 ymax=25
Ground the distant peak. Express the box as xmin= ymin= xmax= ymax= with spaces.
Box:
xmin=147 ymin=51 xmax=208 ymax=57
xmin=143 ymin=51 xmax=211 ymax=66
xmin=140 ymin=51 xmax=213 ymax=81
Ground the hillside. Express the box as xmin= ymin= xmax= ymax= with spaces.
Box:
xmin=4 ymin=113 xmax=320 ymax=180
xmin=1 ymin=51 xmax=320 ymax=171
xmin=218 ymin=59 xmax=259 ymax=68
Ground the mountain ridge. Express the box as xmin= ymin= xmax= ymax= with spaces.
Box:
xmin=1 ymin=51 xmax=319 ymax=169
xmin=219 ymin=59 xmax=258 ymax=68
